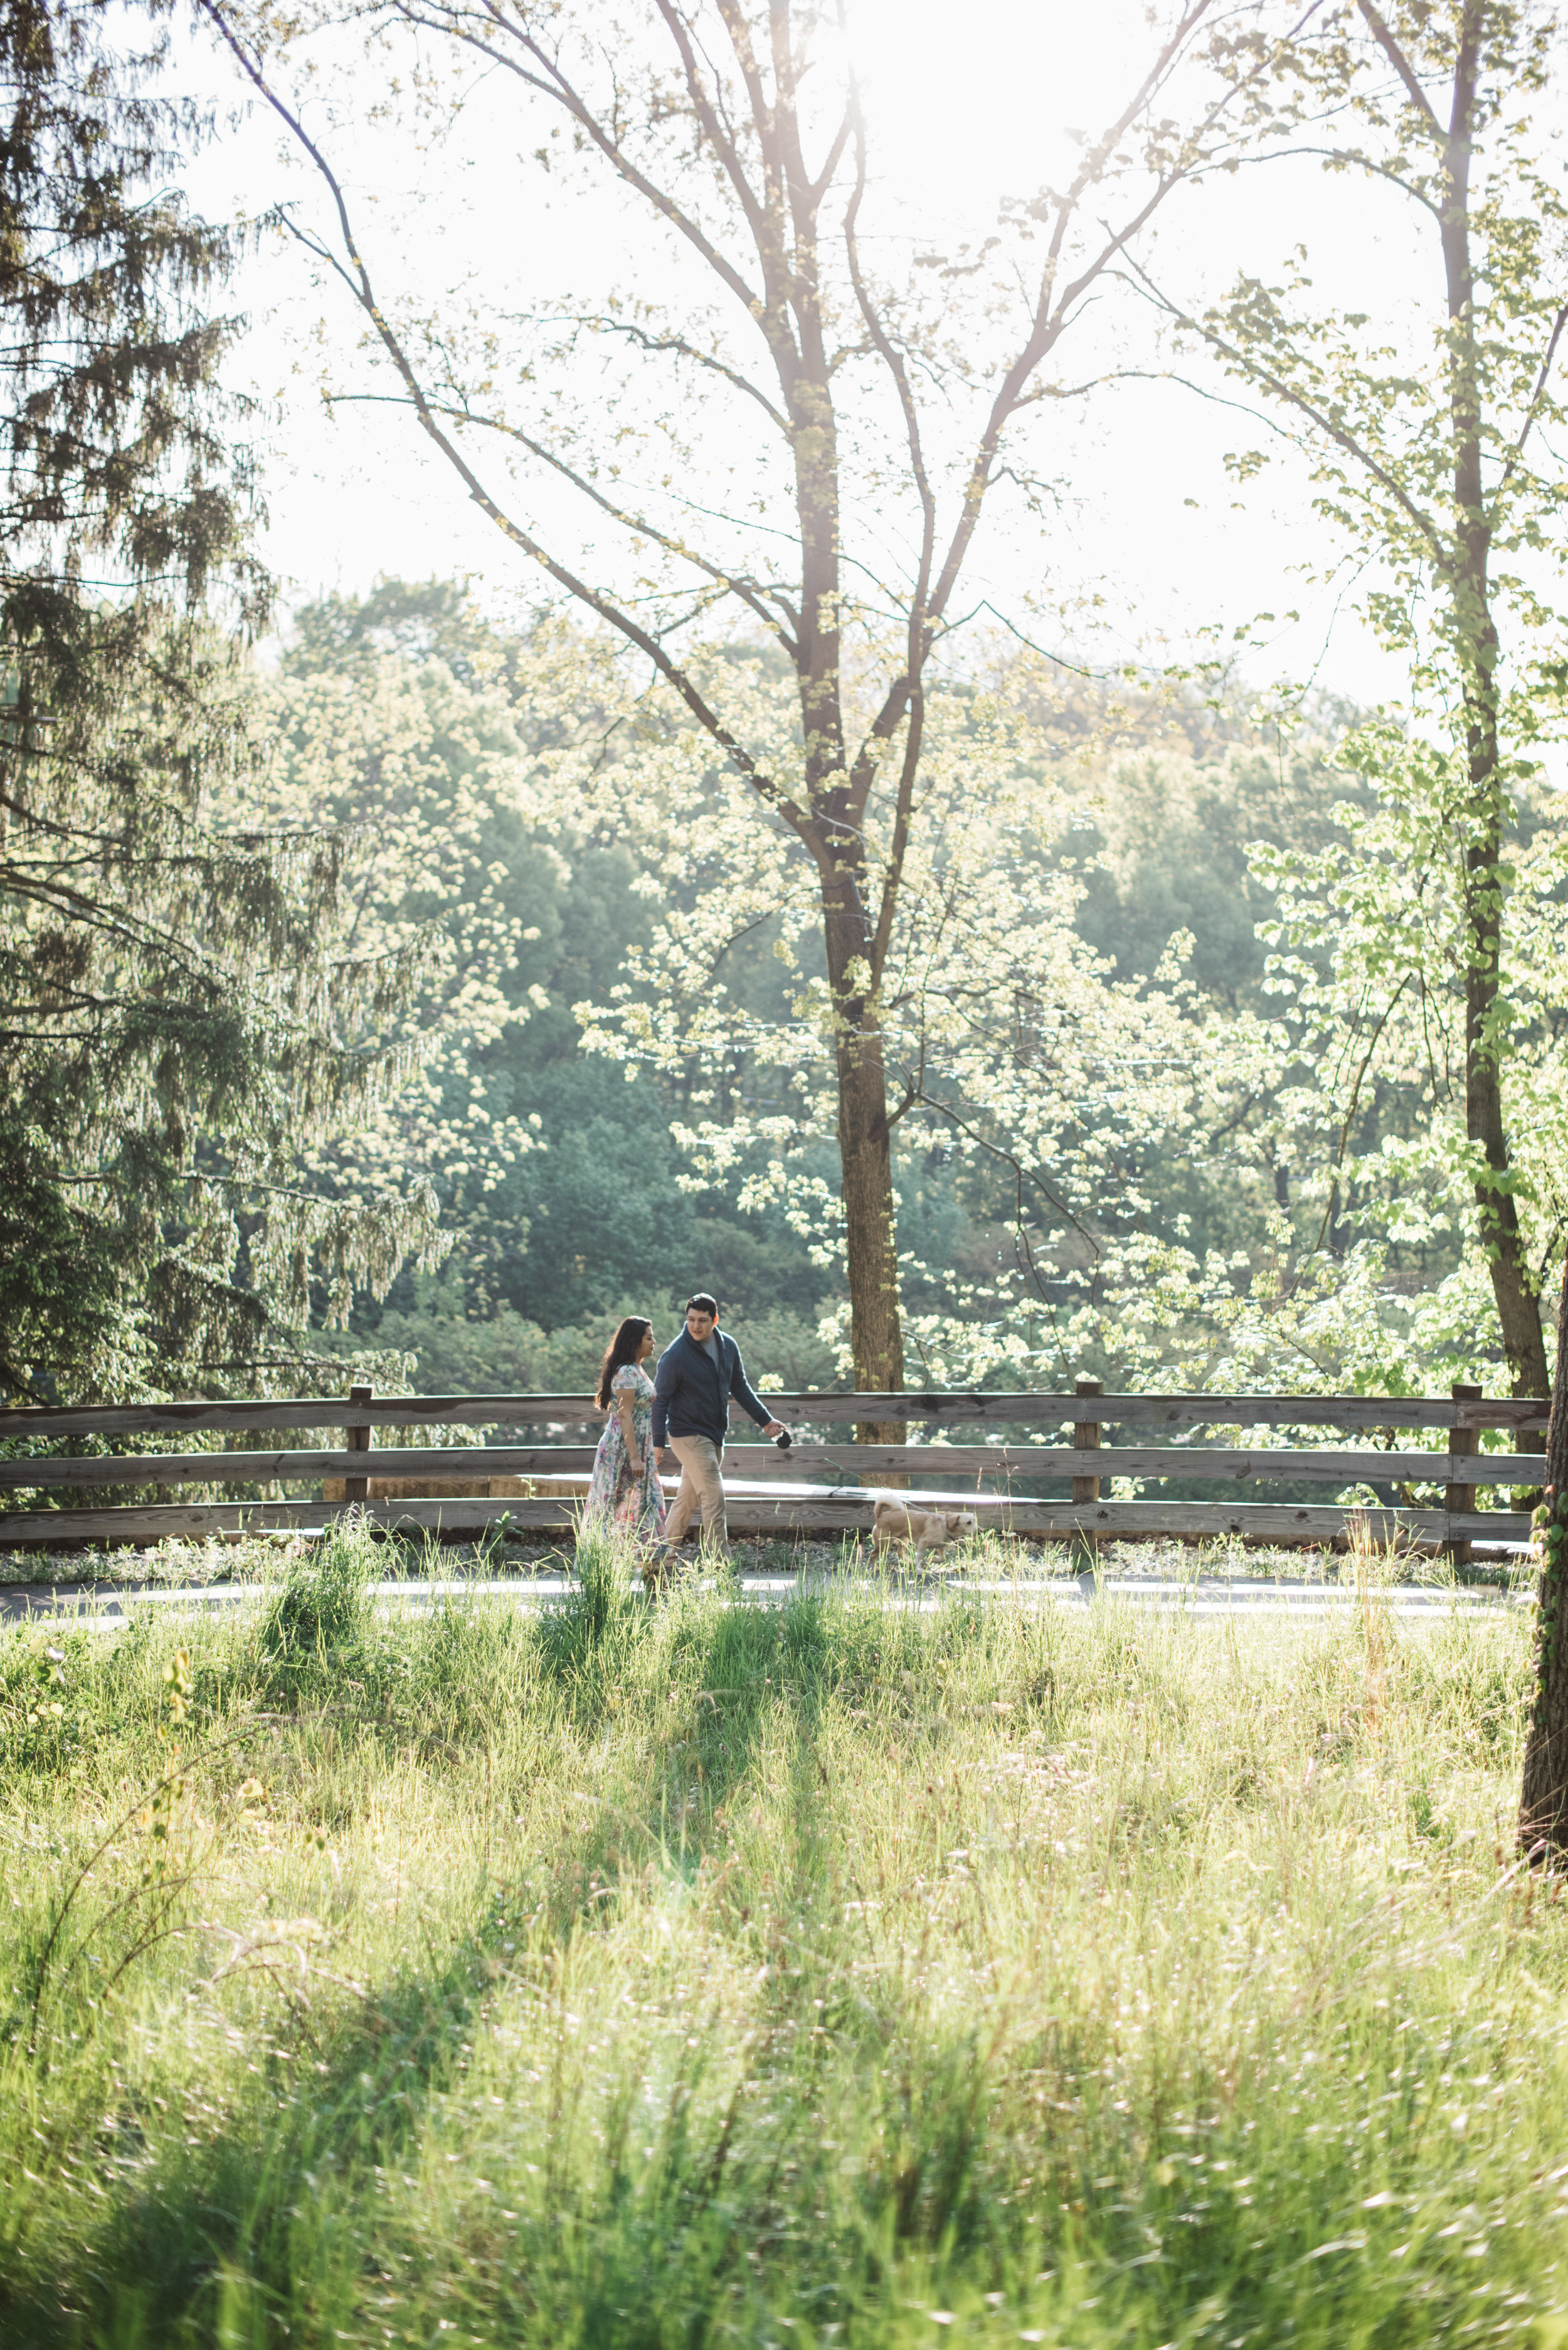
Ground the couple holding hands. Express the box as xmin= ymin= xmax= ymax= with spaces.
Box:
xmin=583 ymin=1293 xmax=787 ymax=1565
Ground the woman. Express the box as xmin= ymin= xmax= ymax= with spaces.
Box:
xmin=583 ymin=1316 xmax=667 ymax=1550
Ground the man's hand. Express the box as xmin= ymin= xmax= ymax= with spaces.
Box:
xmin=654 ymin=1445 xmax=670 ymax=1468
xmin=763 ymin=1420 xmax=786 ymax=1439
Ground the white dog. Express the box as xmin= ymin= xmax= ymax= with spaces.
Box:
xmin=869 ymin=1492 xmax=980 ymax=1569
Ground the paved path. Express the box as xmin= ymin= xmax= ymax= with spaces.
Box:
xmin=0 ymin=1570 xmax=1530 ymax=1629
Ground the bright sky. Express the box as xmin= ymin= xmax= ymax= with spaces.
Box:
xmin=184 ymin=0 xmax=1434 ymax=709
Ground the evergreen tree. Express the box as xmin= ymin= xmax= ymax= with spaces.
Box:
xmin=0 ymin=1 xmax=442 ymax=1403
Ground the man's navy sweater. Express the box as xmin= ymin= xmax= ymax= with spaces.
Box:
xmin=651 ymin=1327 xmax=772 ymax=1450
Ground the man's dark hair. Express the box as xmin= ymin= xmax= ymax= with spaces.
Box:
xmin=686 ymin=1293 xmax=719 ymax=1319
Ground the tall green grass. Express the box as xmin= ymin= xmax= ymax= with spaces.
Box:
xmin=1 ymin=1519 xmax=1564 ymax=2346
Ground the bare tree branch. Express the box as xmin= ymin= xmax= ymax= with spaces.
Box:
xmin=198 ymin=2 xmax=814 ymax=831
xmin=327 ymin=387 xmax=800 ymax=655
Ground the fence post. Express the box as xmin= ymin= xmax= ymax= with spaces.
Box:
xmin=344 ymin=1383 xmax=374 ymax=1507
xmin=1446 ymin=1380 xmax=1481 ymax=1571
xmin=1073 ymin=1378 xmax=1104 ymax=1503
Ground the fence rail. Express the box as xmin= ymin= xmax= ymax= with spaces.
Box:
xmin=0 ymin=1441 xmax=1550 ymax=1493
xmin=0 ymin=1382 xmax=1547 ymax=1556
xmin=0 ymin=1387 xmax=1553 ymax=1444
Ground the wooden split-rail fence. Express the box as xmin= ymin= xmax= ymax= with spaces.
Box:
xmin=0 ymin=1379 xmax=1549 ymax=1559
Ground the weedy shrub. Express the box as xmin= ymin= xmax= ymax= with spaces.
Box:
xmin=568 ymin=1514 xmax=632 ymax=1640
xmin=255 ymin=1514 xmax=377 ymax=1689
xmin=1 ymin=1576 xmax=1564 ymax=2347
xmin=532 ymin=1519 xmax=649 ymax=1715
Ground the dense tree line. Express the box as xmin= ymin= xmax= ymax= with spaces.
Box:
xmin=240 ymin=580 xmax=1415 ymax=1405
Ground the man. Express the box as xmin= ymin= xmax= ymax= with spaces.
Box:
xmin=651 ymin=1293 xmax=785 ymax=1558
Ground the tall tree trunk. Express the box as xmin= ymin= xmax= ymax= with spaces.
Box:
xmin=820 ymin=861 xmax=905 ymax=1444
xmin=1441 ymin=19 xmax=1548 ymax=1405
xmin=1457 ymin=667 xmax=1542 ymax=1391
xmin=781 ymin=226 xmax=913 ymax=1425
xmin=837 ymin=1028 xmax=904 ymax=1428
xmin=1517 ymin=1260 xmax=1568 ymax=1853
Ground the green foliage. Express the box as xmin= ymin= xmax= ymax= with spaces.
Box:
xmin=248 ymin=570 xmax=1557 ymax=1401
xmin=255 ymin=1518 xmax=376 ymax=1693
xmin=3 ymin=609 xmax=452 ymax=1403
xmin=261 ymin=582 xmax=1487 ymax=1399
xmin=1178 ymin=0 xmax=1568 ymax=1391
xmin=0 ymin=1134 xmax=126 ymax=1396
xmin=268 ymin=585 xmax=854 ymax=1368
xmin=0 ymin=1556 xmax=1562 ymax=2344
xmin=1074 ymin=735 xmax=1371 ymax=1014
xmin=0 ymin=0 xmax=262 ymax=617
xmin=435 ymin=1060 xmax=836 ymax=1331
xmin=574 ymin=651 xmax=1225 ymax=1386
xmin=369 ymin=1277 xmax=840 ymax=1399
xmin=0 ymin=19 xmax=446 ymax=1404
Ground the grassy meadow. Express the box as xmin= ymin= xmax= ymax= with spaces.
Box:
xmin=1 ymin=1524 xmax=1565 ymax=2347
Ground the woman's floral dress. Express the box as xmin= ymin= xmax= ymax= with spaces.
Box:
xmin=584 ymin=1362 xmax=667 ymax=1543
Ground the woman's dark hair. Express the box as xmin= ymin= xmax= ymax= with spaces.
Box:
xmin=597 ymin=1317 xmax=653 ymax=1408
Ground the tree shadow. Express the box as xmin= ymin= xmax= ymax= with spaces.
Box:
xmin=3 ymin=1577 xmax=1020 ymax=2347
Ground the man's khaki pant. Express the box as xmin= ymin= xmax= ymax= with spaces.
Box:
xmin=665 ymin=1435 xmax=728 ymax=1553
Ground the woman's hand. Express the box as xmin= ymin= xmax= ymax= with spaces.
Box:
xmin=628 ymin=1454 xmax=644 ymax=1474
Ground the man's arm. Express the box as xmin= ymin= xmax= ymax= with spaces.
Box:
xmin=727 ymin=1341 xmax=780 ymax=1433
xmin=651 ymin=1349 xmax=678 ymax=1449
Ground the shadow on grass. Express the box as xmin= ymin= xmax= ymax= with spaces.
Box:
xmin=3 ymin=1592 xmax=849 ymax=2346
xmin=1 ymin=1566 xmax=1548 ymax=2349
